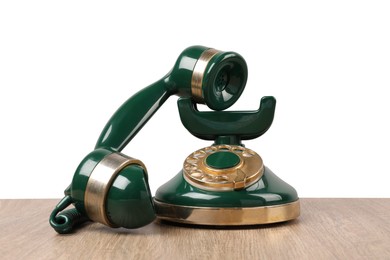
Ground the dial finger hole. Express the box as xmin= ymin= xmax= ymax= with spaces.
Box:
xmin=242 ymin=148 xmax=255 ymax=157
xmin=191 ymin=171 xmax=203 ymax=178
xmin=193 ymin=151 xmax=206 ymax=159
xmin=201 ymin=176 xmax=213 ymax=182
xmin=215 ymin=175 xmax=229 ymax=182
xmin=218 ymin=145 xmax=232 ymax=151
xmin=233 ymin=147 xmax=245 ymax=153
xmin=204 ymin=146 xmax=218 ymax=153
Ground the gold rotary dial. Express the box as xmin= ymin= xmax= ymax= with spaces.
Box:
xmin=183 ymin=145 xmax=263 ymax=191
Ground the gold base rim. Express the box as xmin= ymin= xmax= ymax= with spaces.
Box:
xmin=153 ymin=199 xmax=300 ymax=226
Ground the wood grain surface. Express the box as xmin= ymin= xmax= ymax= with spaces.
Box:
xmin=0 ymin=199 xmax=389 ymax=259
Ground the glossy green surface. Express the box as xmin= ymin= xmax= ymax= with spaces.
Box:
xmin=202 ymin=50 xmax=247 ymax=110
xmin=50 ymin=207 xmax=88 ymax=234
xmin=178 ymin=96 xmax=276 ymax=142
xmin=167 ymin=45 xmax=247 ymax=110
xmin=106 ymin=165 xmax=155 ymax=228
xmin=205 ymin=151 xmax=240 ymax=169
xmin=53 ymin=149 xmax=155 ymax=232
xmin=95 ymin=46 xmax=247 ymax=152
xmin=50 ymin=148 xmax=113 ymax=234
xmin=67 ymin=148 xmax=113 ymax=215
xmin=155 ymin=167 xmax=298 ymax=207
xmin=51 ymin=46 xmax=299 ymax=233
xmin=95 ymin=81 xmax=171 ymax=152
xmin=95 ymin=46 xmax=248 ymax=151
xmin=50 ymin=196 xmax=78 ymax=234
xmin=167 ymin=45 xmax=208 ymax=96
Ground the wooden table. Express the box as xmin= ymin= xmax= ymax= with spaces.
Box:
xmin=0 ymin=199 xmax=389 ymax=259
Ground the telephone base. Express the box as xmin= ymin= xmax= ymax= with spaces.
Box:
xmin=154 ymin=167 xmax=300 ymax=225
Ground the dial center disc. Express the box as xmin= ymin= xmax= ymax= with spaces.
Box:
xmin=205 ymin=151 xmax=240 ymax=169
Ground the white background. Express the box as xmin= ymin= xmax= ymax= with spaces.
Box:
xmin=1 ymin=1 xmax=389 ymax=198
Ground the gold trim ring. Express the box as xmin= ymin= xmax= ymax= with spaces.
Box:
xmin=154 ymin=199 xmax=300 ymax=225
xmin=191 ymin=48 xmax=220 ymax=103
xmin=84 ymin=152 xmax=147 ymax=227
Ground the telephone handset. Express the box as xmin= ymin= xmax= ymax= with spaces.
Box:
xmin=50 ymin=46 xmax=300 ymax=234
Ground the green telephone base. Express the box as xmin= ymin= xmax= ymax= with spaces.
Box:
xmin=154 ymin=167 xmax=300 ymax=226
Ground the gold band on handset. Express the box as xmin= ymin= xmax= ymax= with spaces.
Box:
xmin=191 ymin=48 xmax=220 ymax=103
xmin=84 ymin=153 xmax=147 ymax=227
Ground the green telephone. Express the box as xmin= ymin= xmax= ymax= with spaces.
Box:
xmin=50 ymin=46 xmax=300 ymax=234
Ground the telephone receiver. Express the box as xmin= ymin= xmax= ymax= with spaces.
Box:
xmin=50 ymin=46 xmax=300 ymax=234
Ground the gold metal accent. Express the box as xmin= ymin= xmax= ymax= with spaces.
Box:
xmin=183 ymin=145 xmax=263 ymax=191
xmin=191 ymin=48 xmax=220 ymax=103
xmin=84 ymin=152 xmax=147 ymax=227
xmin=154 ymin=199 xmax=300 ymax=225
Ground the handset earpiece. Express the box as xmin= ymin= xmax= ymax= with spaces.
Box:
xmin=50 ymin=46 xmax=248 ymax=233
xmin=187 ymin=48 xmax=248 ymax=111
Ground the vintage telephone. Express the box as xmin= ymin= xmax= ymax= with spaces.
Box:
xmin=50 ymin=46 xmax=300 ymax=234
